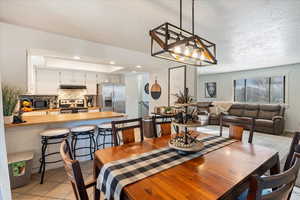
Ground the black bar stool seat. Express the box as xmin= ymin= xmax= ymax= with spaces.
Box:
xmin=70 ymin=125 xmax=96 ymax=160
xmin=96 ymin=123 xmax=114 ymax=149
xmin=39 ymin=128 xmax=70 ymax=184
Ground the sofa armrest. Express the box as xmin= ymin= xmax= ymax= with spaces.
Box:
xmin=198 ymin=110 xmax=209 ymax=115
xmin=272 ymin=116 xmax=283 ymax=121
xmin=220 ymin=111 xmax=229 ymax=116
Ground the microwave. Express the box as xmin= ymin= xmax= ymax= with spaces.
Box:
xmin=33 ymin=100 xmax=49 ymax=109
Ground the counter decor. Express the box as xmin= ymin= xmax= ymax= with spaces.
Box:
xmin=2 ymin=83 xmax=23 ymax=124
xmin=170 ymin=88 xmax=204 ymax=154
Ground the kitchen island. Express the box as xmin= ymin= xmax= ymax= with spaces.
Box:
xmin=5 ymin=111 xmax=126 ymax=171
xmin=5 ymin=111 xmax=123 ymax=128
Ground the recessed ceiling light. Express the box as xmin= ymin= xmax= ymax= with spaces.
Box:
xmin=110 ymin=61 xmax=115 ymax=65
xmin=136 ymin=65 xmax=142 ymax=68
xmin=73 ymin=56 xmax=81 ymax=60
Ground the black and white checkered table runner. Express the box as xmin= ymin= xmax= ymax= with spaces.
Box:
xmin=97 ymin=135 xmax=237 ymax=200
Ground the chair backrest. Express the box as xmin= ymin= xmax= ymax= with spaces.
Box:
xmin=284 ymin=132 xmax=300 ymax=171
xmin=247 ymin=151 xmax=300 ymax=200
xmin=229 ymin=125 xmax=244 ymax=141
xmin=152 ymin=116 xmax=173 ymax=137
xmin=60 ymin=140 xmax=89 ymax=200
xmin=112 ymin=118 xmax=143 ymax=146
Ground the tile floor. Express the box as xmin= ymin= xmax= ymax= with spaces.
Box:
xmin=12 ymin=126 xmax=300 ymax=199
xmin=12 ymin=161 xmax=95 ymax=200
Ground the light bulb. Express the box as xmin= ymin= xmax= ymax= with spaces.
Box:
xmin=184 ymin=46 xmax=191 ymax=56
xmin=192 ymin=49 xmax=200 ymax=58
xmin=200 ymin=52 xmax=205 ymax=60
xmin=174 ymin=46 xmax=182 ymax=53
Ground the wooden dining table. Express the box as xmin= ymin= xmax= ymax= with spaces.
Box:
xmin=93 ymin=132 xmax=280 ymax=200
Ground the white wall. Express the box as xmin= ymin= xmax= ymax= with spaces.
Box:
xmin=0 ymin=80 xmax=12 ymax=200
xmin=197 ymin=63 xmax=300 ymax=132
xmin=125 ymin=74 xmax=140 ymax=118
xmin=0 ymin=22 xmax=164 ymax=89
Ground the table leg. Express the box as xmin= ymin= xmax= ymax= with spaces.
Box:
xmin=248 ymin=118 xmax=255 ymax=143
xmin=94 ymin=160 xmax=101 ymax=200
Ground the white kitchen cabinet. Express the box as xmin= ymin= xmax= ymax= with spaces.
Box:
xmin=59 ymin=70 xmax=86 ymax=85
xmin=36 ymin=69 xmax=59 ymax=94
xmin=86 ymin=72 xmax=97 ymax=94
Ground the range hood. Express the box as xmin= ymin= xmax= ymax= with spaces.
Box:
xmin=59 ymin=85 xmax=87 ymax=89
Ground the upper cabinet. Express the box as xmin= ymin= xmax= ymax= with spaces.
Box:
xmin=33 ymin=68 xmax=123 ymax=95
xmin=36 ymin=69 xmax=59 ymax=95
xmin=59 ymin=70 xmax=86 ymax=86
xmin=86 ymin=72 xmax=97 ymax=95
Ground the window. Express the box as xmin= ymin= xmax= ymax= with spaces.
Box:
xmin=234 ymin=79 xmax=246 ymax=102
xmin=234 ymin=76 xmax=285 ymax=103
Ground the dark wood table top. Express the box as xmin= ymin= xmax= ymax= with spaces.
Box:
xmin=94 ymin=133 xmax=279 ymax=200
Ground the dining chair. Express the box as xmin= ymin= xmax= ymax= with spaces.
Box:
xmin=284 ymin=132 xmax=300 ymax=171
xmin=225 ymin=122 xmax=254 ymax=143
xmin=111 ymin=118 xmax=143 ymax=146
xmin=60 ymin=140 xmax=98 ymax=200
xmin=229 ymin=124 xmax=244 ymax=141
xmin=246 ymin=151 xmax=300 ymax=200
xmin=152 ymin=115 xmax=173 ymax=137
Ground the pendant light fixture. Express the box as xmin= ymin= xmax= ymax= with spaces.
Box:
xmin=149 ymin=0 xmax=217 ymax=66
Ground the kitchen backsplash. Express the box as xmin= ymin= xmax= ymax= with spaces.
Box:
xmin=58 ymin=89 xmax=87 ymax=100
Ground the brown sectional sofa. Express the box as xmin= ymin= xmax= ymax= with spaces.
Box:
xmin=221 ymin=103 xmax=285 ymax=135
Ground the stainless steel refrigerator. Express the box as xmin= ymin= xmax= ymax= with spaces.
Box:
xmin=97 ymin=83 xmax=126 ymax=113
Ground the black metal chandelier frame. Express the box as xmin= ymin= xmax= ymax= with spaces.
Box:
xmin=149 ymin=0 xmax=217 ymax=66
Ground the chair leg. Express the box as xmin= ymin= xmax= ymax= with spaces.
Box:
xmin=103 ymin=131 xmax=106 ymax=149
xmin=92 ymin=133 xmax=96 ymax=154
xmin=38 ymin=141 xmax=45 ymax=174
xmin=89 ymin=134 xmax=93 ymax=160
xmin=96 ymin=130 xmax=100 ymax=150
xmin=40 ymin=138 xmax=48 ymax=184
xmin=219 ymin=117 xmax=223 ymax=136
xmin=73 ymin=135 xmax=78 ymax=160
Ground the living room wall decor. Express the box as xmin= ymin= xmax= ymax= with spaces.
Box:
xmin=144 ymin=83 xmax=149 ymax=94
xmin=150 ymin=79 xmax=161 ymax=100
xmin=205 ymin=82 xmax=217 ymax=98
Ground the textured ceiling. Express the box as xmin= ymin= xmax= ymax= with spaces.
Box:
xmin=1 ymin=0 xmax=300 ymax=74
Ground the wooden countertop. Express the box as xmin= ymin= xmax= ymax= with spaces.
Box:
xmin=28 ymin=107 xmax=101 ymax=113
xmin=5 ymin=111 xmax=124 ymax=128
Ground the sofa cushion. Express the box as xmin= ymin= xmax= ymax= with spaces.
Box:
xmin=223 ymin=115 xmax=252 ymax=123
xmin=229 ymin=104 xmax=245 ymax=116
xmin=258 ymin=104 xmax=281 ymax=120
xmin=222 ymin=115 xmax=238 ymax=122
xmin=197 ymin=102 xmax=212 ymax=108
xmin=255 ymin=119 xmax=274 ymax=128
xmin=244 ymin=104 xmax=259 ymax=118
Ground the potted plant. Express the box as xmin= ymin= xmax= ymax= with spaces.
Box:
xmin=173 ymin=88 xmax=193 ymax=104
xmin=164 ymin=106 xmax=173 ymax=114
xmin=2 ymin=84 xmax=23 ymax=124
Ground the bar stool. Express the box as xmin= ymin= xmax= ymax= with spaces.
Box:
xmin=70 ymin=125 xmax=96 ymax=160
xmin=96 ymin=123 xmax=114 ymax=149
xmin=39 ymin=128 xmax=70 ymax=184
